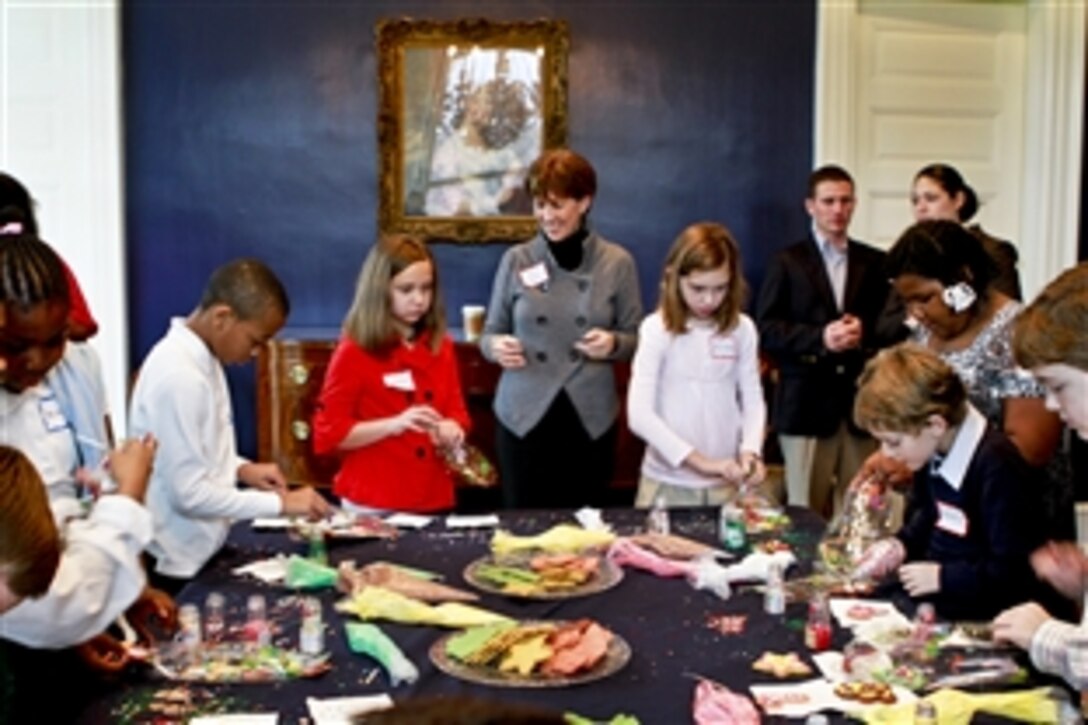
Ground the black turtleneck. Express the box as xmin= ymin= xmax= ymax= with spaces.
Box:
xmin=545 ymin=226 xmax=589 ymax=271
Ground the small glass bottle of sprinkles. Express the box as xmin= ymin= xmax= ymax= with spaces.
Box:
xmin=308 ymin=525 xmax=328 ymax=565
xmin=764 ymin=561 xmax=786 ymax=615
xmin=245 ymin=594 xmax=271 ymax=647
xmin=804 ymin=592 xmax=832 ymax=651
xmin=203 ymin=592 xmax=226 ymax=644
xmin=299 ymin=597 xmax=325 ymax=655
xmin=646 ymin=495 xmax=671 ymax=536
xmin=177 ymin=603 xmax=202 ymax=663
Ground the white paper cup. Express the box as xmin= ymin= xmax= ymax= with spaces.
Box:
xmin=462 ymin=305 xmax=486 ymax=342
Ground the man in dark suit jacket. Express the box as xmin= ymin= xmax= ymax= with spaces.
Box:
xmin=756 ymin=165 xmax=904 ymax=517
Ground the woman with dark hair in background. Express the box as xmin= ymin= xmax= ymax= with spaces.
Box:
xmin=910 ymin=163 xmax=1022 ymax=300
xmin=861 ymin=220 xmax=1072 ymax=537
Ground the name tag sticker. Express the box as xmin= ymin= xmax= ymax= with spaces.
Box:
xmin=382 ymin=371 xmax=415 ymax=391
xmin=709 ymin=337 xmax=737 ymax=359
xmin=518 ymin=262 xmax=549 ymax=289
xmin=38 ymin=395 xmax=68 ymax=432
xmin=935 ymin=501 xmax=969 ymax=537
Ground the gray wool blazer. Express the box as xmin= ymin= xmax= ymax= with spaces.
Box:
xmin=480 ymin=231 xmax=643 ymax=439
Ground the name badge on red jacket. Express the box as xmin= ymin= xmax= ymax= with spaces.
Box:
xmin=936 ymin=501 xmax=969 ymax=537
xmin=382 ymin=370 xmax=415 ymax=391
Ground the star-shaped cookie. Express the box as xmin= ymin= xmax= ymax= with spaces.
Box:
xmin=751 ymin=651 xmax=812 ymax=678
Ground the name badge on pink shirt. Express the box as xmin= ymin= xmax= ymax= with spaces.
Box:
xmin=518 ymin=262 xmax=549 ymax=289
xmin=382 ymin=370 xmax=415 ymax=391
xmin=935 ymin=501 xmax=969 ymax=537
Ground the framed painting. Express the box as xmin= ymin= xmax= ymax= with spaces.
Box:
xmin=376 ymin=18 xmax=569 ymax=242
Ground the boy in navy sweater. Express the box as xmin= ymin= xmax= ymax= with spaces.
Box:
xmin=852 ymin=343 xmax=1046 ymax=620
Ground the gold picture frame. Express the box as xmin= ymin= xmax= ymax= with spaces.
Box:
xmin=376 ymin=17 xmax=569 ymax=243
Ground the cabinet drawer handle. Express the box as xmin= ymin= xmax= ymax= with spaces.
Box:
xmin=288 ymin=364 xmax=310 ymax=386
xmin=292 ymin=421 xmax=311 ymax=441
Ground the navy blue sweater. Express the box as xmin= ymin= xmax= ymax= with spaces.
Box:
xmin=896 ymin=425 xmax=1047 ymax=620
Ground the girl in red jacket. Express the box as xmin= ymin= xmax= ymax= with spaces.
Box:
xmin=314 ymin=235 xmax=469 ymax=512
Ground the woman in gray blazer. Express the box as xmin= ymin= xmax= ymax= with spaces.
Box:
xmin=480 ymin=149 xmax=642 ymax=509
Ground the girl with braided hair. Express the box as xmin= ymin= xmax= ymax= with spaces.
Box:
xmin=0 ymin=171 xmax=98 ymax=340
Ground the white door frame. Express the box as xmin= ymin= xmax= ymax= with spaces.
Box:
xmin=815 ymin=0 xmax=1085 ymax=299
xmin=0 ymin=0 xmax=128 ymax=432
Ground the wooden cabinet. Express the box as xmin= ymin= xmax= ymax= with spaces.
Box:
xmin=256 ymin=337 xmax=643 ymax=502
xmin=256 ymin=338 xmax=340 ymax=488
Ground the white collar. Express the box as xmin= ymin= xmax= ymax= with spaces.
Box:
xmin=811 ymin=224 xmax=848 ymax=259
xmin=934 ymin=403 xmax=987 ymax=491
xmin=169 ymin=317 xmax=219 ymax=374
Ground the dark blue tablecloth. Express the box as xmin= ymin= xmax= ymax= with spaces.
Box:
xmin=68 ymin=506 xmax=1053 ymax=724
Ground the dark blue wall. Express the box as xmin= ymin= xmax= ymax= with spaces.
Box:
xmin=123 ymin=0 xmax=817 ymax=457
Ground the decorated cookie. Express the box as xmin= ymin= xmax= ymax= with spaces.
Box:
xmin=846 ymin=604 xmax=883 ymax=621
xmin=751 ymin=651 xmax=812 ymax=678
xmin=834 ymin=681 xmax=897 ymax=705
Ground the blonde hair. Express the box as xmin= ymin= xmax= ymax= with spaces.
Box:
xmin=0 ymin=445 xmax=60 ymax=599
xmin=1013 ymin=262 xmax=1088 ymax=373
xmin=659 ymin=222 xmax=747 ymax=334
xmin=854 ymin=343 xmax=967 ymax=433
xmin=342 ymin=235 xmax=446 ymax=354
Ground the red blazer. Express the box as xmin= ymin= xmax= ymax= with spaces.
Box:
xmin=313 ymin=332 xmax=470 ymax=512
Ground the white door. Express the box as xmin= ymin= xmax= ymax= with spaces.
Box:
xmin=853 ymin=2 xmax=1026 ymax=249
xmin=0 ymin=1 xmax=128 ymax=431
xmin=816 ymin=0 xmax=1084 ymax=296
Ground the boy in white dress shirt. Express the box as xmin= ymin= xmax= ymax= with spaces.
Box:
xmin=129 ymin=258 xmax=330 ymax=592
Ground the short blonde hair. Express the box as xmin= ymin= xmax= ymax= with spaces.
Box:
xmin=0 ymin=445 xmax=60 ymax=599
xmin=1013 ymin=262 xmax=1088 ymax=373
xmin=659 ymin=222 xmax=747 ymax=334
xmin=854 ymin=343 xmax=967 ymax=433
xmin=342 ymin=235 xmax=446 ymax=354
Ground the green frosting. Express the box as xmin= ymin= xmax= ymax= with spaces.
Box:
xmin=445 ymin=621 xmax=517 ymax=661
xmin=285 ymin=555 xmax=338 ymax=589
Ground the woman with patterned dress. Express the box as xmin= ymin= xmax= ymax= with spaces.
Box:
xmin=879 ymin=221 xmax=1073 ymax=537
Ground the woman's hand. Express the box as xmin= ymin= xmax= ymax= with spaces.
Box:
xmin=993 ymin=603 xmax=1051 ymax=650
xmin=1032 ymin=542 xmax=1088 ymax=602
xmin=392 ymin=405 xmax=442 ymax=435
xmin=574 ymin=328 xmax=615 ymax=360
xmin=490 ymin=335 xmax=526 ymax=369
xmin=432 ymin=419 xmax=466 ymax=450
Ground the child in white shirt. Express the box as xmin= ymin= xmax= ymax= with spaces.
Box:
xmin=129 ymin=258 xmax=330 ymax=590
xmin=627 ymin=222 xmax=766 ymax=507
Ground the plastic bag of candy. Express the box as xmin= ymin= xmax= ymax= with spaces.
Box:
xmin=818 ymin=477 xmax=897 ymax=576
xmin=441 ymin=443 xmax=498 ymax=488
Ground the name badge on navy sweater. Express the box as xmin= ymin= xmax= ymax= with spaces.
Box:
xmin=518 ymin=262 xmax=549 ymax=289
xmin=935 ymin=501 xmax=969 ymax=537
xmin=38 ymin=395 xmax=68 ymax=432
xmin=709 ymin=337 xmax=737 ymax=360
xmin=382 ymin=371 xmax=415 ymax=391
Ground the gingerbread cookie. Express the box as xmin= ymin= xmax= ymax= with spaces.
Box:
xmin=833 ymin=681 xmax=897 ymax=705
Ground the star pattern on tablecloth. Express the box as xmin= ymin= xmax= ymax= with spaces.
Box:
xmin=705 ymin=614 xmax=747 ymax=635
